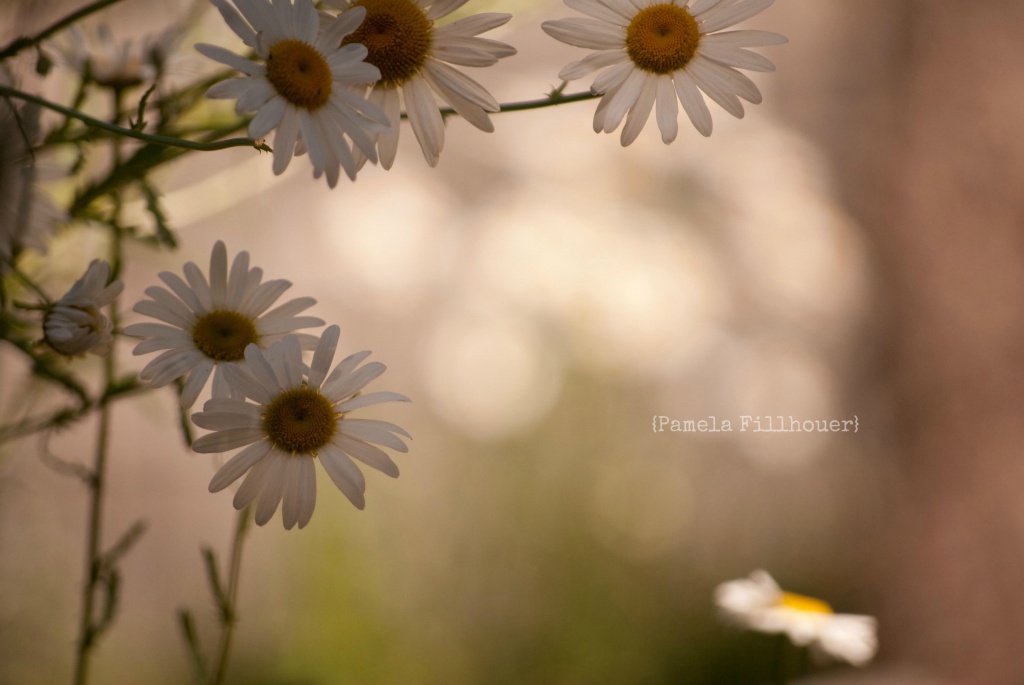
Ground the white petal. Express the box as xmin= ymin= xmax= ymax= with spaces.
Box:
xmin=701 ymin=29 xmax=787 ymax=47
xmin=223 ymin=356 xmax=276 ymax=404
xmin=403 ymin=76 xmax=445 ymax=167
xmin=620 ymin=72 xmax=657 ymax=145
xmin=558 ymin=49 xmax=627 ymax=81
xmin=309 ymin=325 xmax=340 ymax=389
xmin=597 ymin=67 xmax=646 ymax=133
xmin=209 ymin=0 xmax=259 ymax=48
xmin=691 ymin=55 xmax=762 ymax=103
xmin=541 ymin=18 xmax=625 ymax=50
xmin=208 ymin=241 xmax=229 ymax=305
xmin=425 ymin=0 xmax=471 ymax=21
xmin=248 ymin=96 xmax=287 ymax=139
xmin=341 ymin=418 xmax=410 ymax=452
xmin=433 ymin=13 xmax=512 ymax=38
xmin=318 ymin=6 xmax=366 ymax=51
xmin=233 ymin=450 xmax=274 ymax=509
xmin=335 ymin=391 xmax=410 ymax=413
xmin=143 ymin=347 xmax=204 ymax=386
xmin=241 ymin=278 xmax=291 ymax=316
xmin=318 ymin=443 xmax=366 ymax=509
xmin=181 ymin=360 xmax=215 ymax=407
xmin=182 ymin=261 xmax=213 ymax=311
xmin=565 ymin=0 xmax=629 ymax=26
xmin=157 ymin=271 xmax=205 ymax=314
xmin=655 ymin=75 xmax=679 ymax=143
xmin=192 ymin=427 xmax=265 ymax=453
xmin=698 ymin=0 xmax=774 ymax=34
xmin=674 ymin=70 xmax=713 ymax=135
xmin=422 ymin=60 xmax=499 ymax=111
xmin=272 ymin=106 xmax=301 ymax=175
xmin=253 ymin=452 xmax=288 ymax=526
xmin=322 ymin=361 xmax=386 ymax=402
xmin=335 ymin=434 xmax=399 ymax=477
xmin=698 ymin=42 xmax=776 ymax=72
xmin=191 ymin=408 xmax=262 ymax=431
xmin=209 ymin=440 xmax=273 ymax=492
xmin=377 ymin=87 xmax=402 ymax=169
xmin=195 ymin=43 xmax=264 ymax=76
xmin=688 ymin=58 xmax=746 ymax=116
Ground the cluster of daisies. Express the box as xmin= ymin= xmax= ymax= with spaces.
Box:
xmin=197 ymin=0 xmax=785 ymax=185
xmin=40 ymin=243 xmax=410 ymax=530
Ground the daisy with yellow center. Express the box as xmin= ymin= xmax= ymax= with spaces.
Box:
xmin=197 ymin=0 xmax=390 ymax=186
xmin=542 ymin=0 xmax=786 ymax=145
xmin=191 ymin=326 xmax=411 ymax=529
xmin=714 ymin=570 xmax=878 ymax=666
xmin=323 ymin=0 xmax=516 ymax=169
xmin=123 ymin=241 xmax=324 ymax=408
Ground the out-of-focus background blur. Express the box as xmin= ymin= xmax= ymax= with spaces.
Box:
xmin=2 ymin=0 xmax=1024 ymax=683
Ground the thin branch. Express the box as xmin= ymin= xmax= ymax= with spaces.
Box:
xmin=0 ymin=85 xmax=268 ymax=153
xmin=0 ymin=0 xmax=129 ymax=62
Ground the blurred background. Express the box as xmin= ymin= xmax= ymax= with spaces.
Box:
xmin=2 ymin=0 xmax=1023 ymax=683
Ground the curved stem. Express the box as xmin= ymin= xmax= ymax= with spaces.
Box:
xmin=497 ymin=89 xmax=600 ymax=114
xmin=421 ymin=88 xmax=600 ymax=121
xmin=209 ymin=508 xmax=251 ymax=685
xmin=0 ymin=85 xmax=267 ymax=153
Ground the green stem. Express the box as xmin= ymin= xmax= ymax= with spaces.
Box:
xmin=427 ymin=89 xmax=600 ymax=121
xmin=498 ymin=89 xmax=599 ymax=114
xmin=208 ymin=508 xmax=251 ymax=685
xmin=71 ymin=340 xmax=115 ymax=685
xmin=0 ymin=0 xmax=128 ymax=62
xmin=0 ymin=379 xmax=142 ymax=444
xmin=0 ymin=86 xmax=267 ymax=153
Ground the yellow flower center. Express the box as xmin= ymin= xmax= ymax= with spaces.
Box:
xmin=263 ymin=386 xmax=337 ymax=454
xmin=265 ymin=39 xmax=333 ymax=109
xmin=778 ymin=592 xmax=834 ymax=615
xmin=191 ymin=310 xmax=259 ymax=362
xmin=625 ymin=3 xmax=700 ymax=75
xmin=342 ymin=0 xmax=433 ymax=87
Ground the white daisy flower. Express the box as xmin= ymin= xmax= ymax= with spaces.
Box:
xmin=122 ymin=241 xmax=324 ymax=408
xmin=197 ymin=0 xmax=390 ymax=186
xmin=323 ymin=0 xmax=517 ymax=169
xmin=714 ymin=570 xmax=878 ymax=667
xmin=59 ymin=23 xmax=182 ymax=90
xmin=191 ymin=325 xmax=411 ymax=529
xmin=542 ymin=0 xmax=786 ymax=145
xmin=43 ymin=260 xmax=124 ymax=357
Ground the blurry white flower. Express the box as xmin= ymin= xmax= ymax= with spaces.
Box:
xmin=43 ymin=260 xmax=123 ymax=356
xmin=198 ymin=0 xmax=389 ymax=185
xmin=60 ymin=24 xmax=182 ymax=89
xmin=542 ymin=0 xmax=786 ymax=145
xmin=122 ymin=241 xmax=323 ymax=407
xmin=191 ymin=325 xmax=410 ymax=529
xmin=323 ymin=0 xmax=516 ymax=169
xmin=0 ymin=76 xmax=56 ymax=273
xmin=714 ymin=570 xmax=878 ymax=666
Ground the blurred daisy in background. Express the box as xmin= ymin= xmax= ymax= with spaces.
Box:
xmin=323 ymin=0 xmax=516 ymax=169
xmin=197 ymin=0 xmax=388 ymax=185
xmin=58 ymin=23 xmax=183 ymax=90
xmin=715 ymin=570 xmax=878 ymax=666
xmin=0 ymin=73 xmax=57 ymax=275
xmin=542 ymin=0 xmax=786 ymax=145
xmin=123 ymin=241 xmax=323 ymax=408
xmin=191 ymin=326 xmax=410 ymax=529
xmin=43 ymin=260 xmax=123 ymax=357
